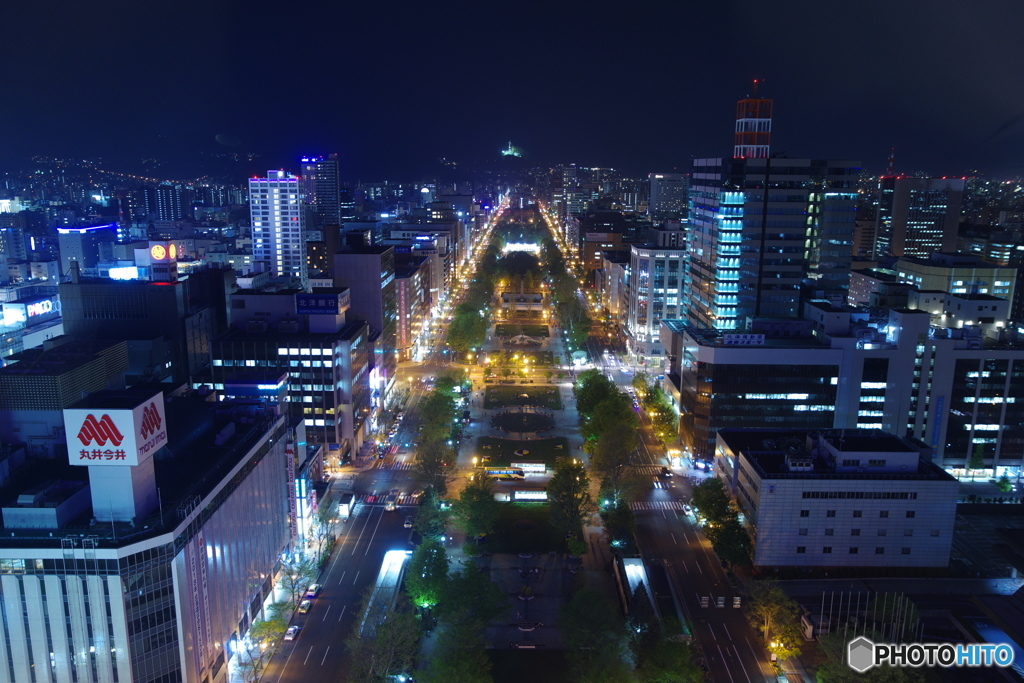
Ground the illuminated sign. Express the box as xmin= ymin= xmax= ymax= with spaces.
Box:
xmin=169 ymin=244 xmax=177 ymax=259
xmin=511 ymin=461 xmax=546 ymax=474
xmin=151 ymin=244 xmax=167 ymax=260
xmin=296 ymin=293 xmax=341 ymax=315
xmin=722 ymin=334 xmax=765 ymax=346
xmin=63 ymin=392 xmax=167 ymax=467
xmin=56 ymin=223 xmax=117 ymax=235
xmin=512 ymin=490 xmax=548 ymax=501
xmin=109 ymin=266 xmax=140 ymax=280
xmin=26 ymin=300 xmax=53 ymax=317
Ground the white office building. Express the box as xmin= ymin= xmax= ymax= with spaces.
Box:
xmin=0 ymin=390 xmax=294 ymax=683
xmin=625 ymin=245 xmax=686 ymax=368
xmin=715 ymin=428 xmax=959 ymax=569
xmin=249 ymin=171 xmax=307 ymax=288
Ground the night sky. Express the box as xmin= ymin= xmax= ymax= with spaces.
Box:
xmin=6 ymin=0 xmax=1024 ymax=179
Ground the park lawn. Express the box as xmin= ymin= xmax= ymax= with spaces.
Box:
xmin=476 ymin=436 xmax=570 ymax=468
xmin=489 ymin=650 xmax=570 ymax=683
xmin=484 ymin=384 xmax=562 ymax=409
xmin=488 ymin=503 xmax=563 ymax=554
xmin=495 ymin=323 xmax=550 ymax=338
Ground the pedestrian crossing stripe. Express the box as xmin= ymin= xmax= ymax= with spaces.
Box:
xmin=632 ymin=465 xmax=663 ymax=474
xmin=390 ymin=462 xmax=414 ymax=470
xmin=360 ymin=495 xmax=421 ymax=506
xmin=629 ymin=501 xmax=685 ymax=511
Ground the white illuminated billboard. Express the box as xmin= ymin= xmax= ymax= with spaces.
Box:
xmin=63 ymin=392 xmax=168 ymax=467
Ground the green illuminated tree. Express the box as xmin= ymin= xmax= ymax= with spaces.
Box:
xmin=548 ymin=458 xmax=596 ymax=539
xmin=345 ymin=591 xmax=420 ymax=683
xmin=746 ymin=580 xmax=802 ymax=659
xmin=405 ymin=538 xmax=448 ymax=611
xmin=452 ymin=474 xmax=501 ymax=539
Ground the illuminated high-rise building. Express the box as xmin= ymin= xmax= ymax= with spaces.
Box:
xmin=647 ymin=173 xmax=688 ymax=218
xmin=249 ymin=170 xmax=307 ymax=287
xmin=873 ymin=177 xmax=964 ymax=258
xmin=686 ymin=157 xmax=860 ymax=328
xmin=685 ymin=91 xmax=858 ymax=328
xmin=301 ymin=154 xmax=355 ymax=229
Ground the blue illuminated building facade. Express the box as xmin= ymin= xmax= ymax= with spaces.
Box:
xmin=686 ymin=157 xmax=859 ymax=329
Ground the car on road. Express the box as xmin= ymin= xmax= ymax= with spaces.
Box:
xmin=682 ymin=504 xmax=692 ymax=515
xmin=660 ymin=467 xmax=672 ymax=478
xmin=298 ymin=599 xmax=312 ymax=614
xmin=404 ymin=516 xmax=414 ymax=529
xmin=304 ymin=584 xmax=320 ymax=598
xmin=284 ymin=626 xmax=300 ymax=641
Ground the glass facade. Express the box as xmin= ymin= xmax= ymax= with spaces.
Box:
xmin=212 ymin=329 xmax=370 ymax=453
xmin=682 ymin=358 xmax=838 ymax=460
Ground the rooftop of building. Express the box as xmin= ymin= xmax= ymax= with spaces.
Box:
xmin=0 ymin=392 xmax=288 ymax=548
xmin=337 ymin=245 xmax=393 ymax=255
xmin=1 ymin=338 xmax=124 ymax=376
xmin=68 ymin=389 xmax=158 ymax=411
xmin=601 ymin=250 xmax=631 ymax=264
xmin=660 ymin=319 xmax=826 ymax=349
xmin=718 ymin=428 xmax=955 ymax=482
xmin=805 ymin=300 xmax=861 ymax=314
xmin=631 ymin=244 xmax=687 ymax=253
xmin=851 ymin=268 xmax=903 ymax=283
xmin=220 ymin=319 xmax=366 ymax=342
xmin=232 ymin=287 xmax=305 ymax=296
xmin=948 ymin=293 xmax=1006 ymax=301
xmin=898 ymin=252 xmax=1004 ymax=268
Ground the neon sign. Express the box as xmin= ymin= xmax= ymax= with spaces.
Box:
xmin=27 ymin=300 xmax=53 ymax=317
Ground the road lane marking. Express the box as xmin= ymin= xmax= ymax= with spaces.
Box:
xmin=349 ymin=506 xmax=376 ymax=555
xmin=731 ymin=643 xmax=754 ymax=683
xmin=338 ymin=570 xmax=346 ymax=585
xmin=681 ymin=561 xmax=688 ymax=573
xmin=682 ymin=533 xmax=690 ymax=543
xmin=322 ymin=604 xmax=331 ymax=621
xmin=364 ymin=506 xmax=387 ymax=555
xmin=696 ymin=561 xmax=703 ymax=574
xmin=338 ymin=604 xmax=347 ymax=622
xmin=716 ymin=644 xmax=736 ymax=683
xmin=303 ymin=647 xmax=314 ymax=666
xmin=670 ymin=533 xmax=677 ymax=545
xmin=662 ymin=510 xmax=667 ymax=519
xmin=353 ymin=570 xmax=360 ymax=585
xmin=722 ymin=623 xmax=732 ymax=640
xmin=321 ymin=646 xmax=330 ymax=666
xmin=746 ymin=638 xmax=773 ymax=677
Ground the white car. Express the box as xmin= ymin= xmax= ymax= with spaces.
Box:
xmin=682 ymin=505 xmax=692 ymax=516
xmin=284 ymin=625 xmax=300 ymax=641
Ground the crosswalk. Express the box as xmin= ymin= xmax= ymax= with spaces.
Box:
xmin=389 ymin=462 xmax=414 ymax=470
xmin=632 ymin=465 xmax=664 ymax=475
xmin=361 ymin=494 xmax=420 ymax=506
xmin=630 ymin=501 xmax=687 ymax=511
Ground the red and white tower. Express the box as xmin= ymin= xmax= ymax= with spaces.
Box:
xmin=733 ymin=79 xmax=773 ymax=158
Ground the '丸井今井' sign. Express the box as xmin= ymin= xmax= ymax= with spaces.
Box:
xmin=63 ymin=392 xmax=168 ymax=467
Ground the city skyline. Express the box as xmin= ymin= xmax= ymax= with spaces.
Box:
xmin=5 ymin=1 xmax=1024 ymax=179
